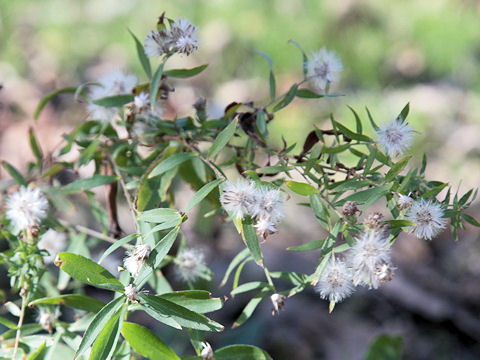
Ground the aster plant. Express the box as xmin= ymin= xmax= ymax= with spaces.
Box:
xmin=0 ymin=12 xmax=479 ymax=360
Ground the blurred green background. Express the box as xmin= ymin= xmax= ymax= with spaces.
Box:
xmin=1 ymin=1 xmax=480 ymax=359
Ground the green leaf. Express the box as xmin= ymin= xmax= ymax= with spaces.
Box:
xmin=149 ymin=153 xmax=197 ymax=178
xmin=398 ymin=103 xmax=410 ymax=122
xmin=92 ymin=94 xmax=134 ymax=107
xmin=296 ymin=88 xmax=325 ymax=99
xmin=272 ymin=83 xmax=298 ymax=112
xmin=285 ymin=180 xmax=318 ymax=196
xmin=34 ymin=87 xmax=76 ymax=120
xmin=158 ymin=291 xmax=223 ymax=314
xmin=0 ymin=316 xmax=17 ymax=329
xmin=287 ymin=239 xmax=325 ymax=252
xmin=150 ymin=63 xmax=164 ymax=107
xmin=332 ymin=119 xmax=371 ymax=142
xmin=1 ymin=161 xmax=27 ymax=186
xmin=56 ymin=252 xmax=124 ymax=292
xmin=29 ymin=294 xmax=105 ymax=313
xmin=385 ymin=219 xmax=416 ymax=229
xmin=231 ymin=281 xmax=269 ymax=295
xmin=135 ymin=228 xmax=179 ymax=287
xmin=89 ymin=305 xmax=125 ymax=360
xmin=28 ymin=128 xmax=43 ymax=168
xmin=129 ymin=29 xmax=152 ymax=78
xmin=255 ymin=165 xmax=293 ymax=175
xmin=62 ymin=175 xmax=119 ymax=194
xmin=364 ymin=334 xmax=402 ymax=360
xmin=220 ymin=248 xmax=250 ymax=287
xmin=422 ymin=183 xmax=448 ymax=199
xmin=461 ymin=213 xmax=480 ymax=227
xmin=256 ymin=50 xmax=275 ymax=100
xmin=121 ymin=322 xmax=181 ymax=360
xmin=337 ymin=184 xmax=391 ymax=209
xmin=241 ymin=219 xmax=263 ymax=265
xmin=232 ymin=288 xmax=269 ymax=328
xmin=164 ymin=64 xmax=208 ymax=78
xmin=366 ymin=107 xmax=379 ymax=131
xmin=288 ymin=39 xmax=308 ymax=77
xmin=347 ymin=106 xmax=363 ymax=134
xmin=384 ymin=156 xmax=411 ymax=183
xmin=76 ymin=296 xmax=125 ymax=357
xmin=185 ymin=179 xmax=223 ymax=213
xmin=98 ymin=233 xmax=138 ymax=264
xmin=139 ymin=293 xmax=223 ymax=331
xmin=27 ymin=342 xmax=47 ymax=360
xmin=78 ymin=138 xmax=100 ymax=166
xmin=256 ymin=111 xmax=267 ymax=136
xmin=214 ymin=345 xmax=272 ymax=360
xmin=136 ymin=208 xmax=181 ymax=223
xmin=207 ymin=119 xmax=238 ymax=159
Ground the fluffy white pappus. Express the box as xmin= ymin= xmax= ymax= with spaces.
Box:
xmin=316 ymin=258 xmax=354 ymax=303
xmin=397 ymin=194 xmax=414 ymax=210
xmin=144 ymin=30 xmax=169 ymax=58
xmin=376 ymin=118 xmax=414 ymax=158
xmin=38 ymin=229 xmax=67 ymax=264
xmin=37 ymin=307 xmax=60 ymax=333
xmin=88 ymin=70 xmax=138 ymax=122
xmin=169 ymin=18 xmax=199 ymax=55
xmin=175 ymin=247 xmax=206 ymax=282
xmin=6 ymin=187 xmax=49 ymax=230
xmin=254 ymin=217 xmax=277 ymax=240
xmin=200 ymin=342 xmax=214 ymax=360
xmin=306 ymin=47 xmax=343 ymax=91
xmin=250 ymin=186 xmax=285 ymax=225
xmin=132 ymin=244 xmax=151 ymax=261
xmin=407 ymin=198 xmax=447 ymax=240
xmin=124 ymin=284 xmax=139 ymax=302
xmin=348 ymin=230 xmax=392 ymax=289
xmin=124 ymin=255 xmax=143 ymax=277
xmin=220 ymin=179 xmax=256 ymax=219
xmin=134 ymin=92 xmax=150 ymax=110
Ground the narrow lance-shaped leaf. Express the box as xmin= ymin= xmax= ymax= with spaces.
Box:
xmin=185 ymin=179 xmax=222 ymax=212
xmin=34 ymin=86 xmax=76 ymax=120
xmin=149 ymin=152 xmax=197 ymax=178
xmin=92 ymin=94 xmax=134 ymax=107
xmin=139 ymin=293 xmax=223 ymax=331
xmin=207 ymin=119 xmax=238 ymax=159
xmin=29 ymin=127 xmax=43 ymax=168
xmin=121 ymin=322 xmax=181 ymax=360
xmin=220 ymin=248 xmax=250 ymax=287
xmin=62 ymin=175 xmax=119 ymax=194
xmin=241 ymin=219 xmax=263 ymax=265
xmin=29 ymin=294 xmax=105 ymax=313
xmin=88 ymin=304 xmax=126 ymax=360
xmin=214 ymin=345 xmax=272 ymax=360
xmin=1 ymin=161 xmax=27 ymax=186
xmin=150 ymin=63 xmax=164 ymax=108
xmin=75 ymin=295 xmax=125 ymax=357
xmin=98 ymin=233 xmax=138 ymax=265
xmin=55 ymin=252 xmax=124 ymax=292
xmin=129 ymin=29 xmax=152 ymax=78
xmin=164 ymin=64 xmax=208 ymax=78
xmin=232 ymin=288 xmax=270 ymax=328
xmin=158 ymin=290 xmax=223 ymax=314
xmin=285 ymin=180 xmax=318 ymax=196
xmin=27 ymin=342 xmax=47 ymax=360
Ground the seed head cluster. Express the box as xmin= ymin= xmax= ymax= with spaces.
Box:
xmin=175 ymin=247 xmax=206 ymax=282
xmin=376 ymin=117 xmax=414 ymax=158
xmin=306 ymin=47 xmax=343 ymax=91
xmin=6 ymin=187 xmax=49 ymax=231
xmin=123 ymin=244 xmax=152 ymax=277
xmin=407 ymin=198 xmax=447 ymax=240
xmin=220 ymin=179 xmax=285 ymax=240
xmin=144 ymin=18 xmax=199 ymax=58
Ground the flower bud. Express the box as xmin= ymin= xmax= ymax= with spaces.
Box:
xmin=270 ymin=293 xmax=286 ymax=315
xmin=125 ymin=284 xmax=139 ymax=302
xmin=200 ymin=342 xmax=214 ymax=360
xmin=397 ymin=194 xmax=414 ymax=210
xmin=364 ymin=212 xmax=385 ymax=230
xmin=342 ymin=201 xmax=359 ymax=217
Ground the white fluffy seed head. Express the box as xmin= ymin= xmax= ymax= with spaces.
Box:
xmin=169 ymin=18 xmax=199 ymax=55
xmin=306 ymin=47 xmax=343 ymax=91
xmin=124 ymin=284 xmax=139 ymax=302
xmin=254 ymin=217 xmax=278 ymax=240
xmin=38 ymin=229 xmax=67 ymax=264
xmin=144 ymin=30 xmax=170 ymax=58
xmin=175 ymin=248 xmax=206 ymax=282
xmin=347 ymin=231 xmax=392 ymax=289
xmin=270 ymin=293 xmax=286 ymax=315
xmin=316 ymin=258 xmax=354 ymax=303
xmin=37 ymin=307 xmax=60 ymax=333
xmin=397 ymin=194 xmax=414 ymax=210
xmin=407 ymin=198 xmax=447 ymax=240
xmin=200 ymin=342 xmax=214 ymax=360
xmin=134 ymin=92 xmax=150 ymax=110
xmin=6 ymin=187 xmax=49 ymax=230
xmin=133 ymin=244 xmax=151 ymax=261
xmin=376 ymin=118 xmax=414 ymax=158
xmin=220 ymin=179 xmax=256 ymax=219
xmin=250 ymin=186 xmax=285 ymax=224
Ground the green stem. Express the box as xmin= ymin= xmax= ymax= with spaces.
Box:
xmin=12 ymin=294 xmax=27 ymax=360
